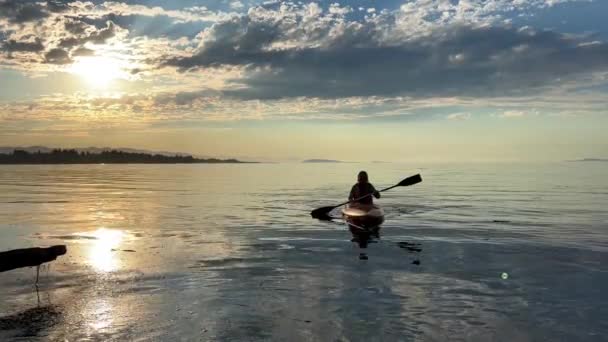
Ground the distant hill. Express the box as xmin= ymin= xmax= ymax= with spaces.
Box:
xmin=302 ymin=159 xmax=344 ymax=163
xmin=0 ymin=149 xmax=251 ymax=164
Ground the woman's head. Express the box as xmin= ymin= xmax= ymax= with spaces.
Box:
xmin=357 ymin=171 xmax=369 ymax=183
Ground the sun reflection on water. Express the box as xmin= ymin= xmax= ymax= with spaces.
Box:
xmin=86 ymin=228 xmax=124 ymax=272
xmin=87 ymin=298 xmax=114 ymax=332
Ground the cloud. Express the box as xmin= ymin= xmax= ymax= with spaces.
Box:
xmin=64 ymin=19 xmax=88 ymax=35
xmin=2 ymin=38 xmax=44 ymax=52
xmin=500 ymin=110 xmax=526 ymax=118
xmin=1 ymin=0 xmax=606 ymax=125
xmin=87 ymin=20 xmax=117 ymax=44
xmin=167 ymin=11 xmax=608 ymax=100
xmin=0 ymin=1 xmax=232 ymax=73
xmin=0 ymin=80 xmax=606 ymax=131
xmin=44 ymin=48 xmax=72 ymax=64
xmin=57 ymin=20 xmax=118 ymax=49
xmin=0 ymin=1 xmax=49 ymax=23
xmin=447 ymin=113 xmax=471 ymax=121
xmin=72 ymin=47 xmax=95 ymax=57
xmin=230 ymin=1 xmax=244 ymax=10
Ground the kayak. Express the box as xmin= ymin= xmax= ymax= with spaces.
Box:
xmin=341 ymin=204 xmax=385 ymax=230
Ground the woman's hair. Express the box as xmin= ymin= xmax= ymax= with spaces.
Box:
xmin=358 ymin=171 xmax=368 ymax=182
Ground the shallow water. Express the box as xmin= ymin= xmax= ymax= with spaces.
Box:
xmin=0 ymin=163 xmax=606 ymax=341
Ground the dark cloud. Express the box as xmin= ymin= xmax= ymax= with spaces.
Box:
xmin=154 ymin=89 xmax=221 ymax=106
xmin=75 ymin=13 xmax=206 ymax=39
xmin=0 ymin=1 xmax=49 ymax=23
xmin=88 ymin=21 xmax=117 ymax=44
xmin=64 ymin=19 xmax=88 ymax=35
xmin=1 ymin=0 xmax=606 ymax=104
xmin=166 ymin=16 xmax=608 ymax=100
xmin=58 ymin=37 xmax=80 ymax=49
xmin=44 ymin=48 xmax=72 ymax=64
xmin=2 ymin=38 xmax=44 ymax=52
xmin=72 ymin=46 xmax=94 ymax=56
xmin=0 ymin=0 xmax=120 ymax=65
xmin=58 ymin=20 xmax=117 ymax=49
xmin=46 ymin=0 xmax=70 ymax=13
xmin=110 ymin=14 xmax=205 ymax=39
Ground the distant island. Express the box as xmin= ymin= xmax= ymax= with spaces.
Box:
xmin=568 ymin=158 xmax=608 ymax=162
xmin=0 ymin=149 xmax=250 ymax=164
xmin=302 ymin=159 xmax=344 ymax=163
xmin=0 ymin=146 xmax=192 ymax=157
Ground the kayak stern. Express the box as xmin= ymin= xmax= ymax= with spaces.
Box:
xmin=341 ymin=204 xmax=385 ymax=229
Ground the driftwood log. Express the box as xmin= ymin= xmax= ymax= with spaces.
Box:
xmin=0 ymin=245 xmax=67 ymax=273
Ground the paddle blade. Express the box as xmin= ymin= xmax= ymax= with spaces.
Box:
xmin=310 ymin=206 xmax=336 ymax=220
xmin=398 ymin=174 xmax=422 ymax=187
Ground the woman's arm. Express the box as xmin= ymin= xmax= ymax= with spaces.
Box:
xmin=372 ymin=184 xmax=380 ymax=198
xmin=349 ymin=185 xmax=356 ymax=200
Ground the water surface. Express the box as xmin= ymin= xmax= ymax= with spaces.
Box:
xmin=0 ymin=163 xmax=606 ymax=341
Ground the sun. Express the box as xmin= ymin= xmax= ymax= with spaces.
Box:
xmin=69 ymin=56 xmax=127 ymax=87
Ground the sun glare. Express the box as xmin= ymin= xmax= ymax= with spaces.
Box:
xmin=86 ymin=228 xmax=125 ymax=272
xmin=70 ymin=56 xmax=127 ymax=87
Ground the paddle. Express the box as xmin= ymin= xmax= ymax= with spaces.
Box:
xmin=310 ymin=174 xmax=422 ymax=220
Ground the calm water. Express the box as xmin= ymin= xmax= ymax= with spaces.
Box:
xmin=0 ymin=163 xmax=606 ymax=341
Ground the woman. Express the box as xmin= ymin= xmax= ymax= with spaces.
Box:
xmin=348 ymin=171 xmax=380 ymax=205
xmin=347 ymin=171 xmax=381 ymax=260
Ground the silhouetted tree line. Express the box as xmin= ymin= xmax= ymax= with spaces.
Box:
xmin=0 ymin=149 xmax=244 ymax=164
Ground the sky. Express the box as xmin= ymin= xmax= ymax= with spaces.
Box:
xmin=0 ymin=0 xmax=607 ymax=162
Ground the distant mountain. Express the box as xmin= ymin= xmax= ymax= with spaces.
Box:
xmin=568 ymin=158 xmax=608 ymax=162
xmin=302 ymin=159 xmax=344 ymax=163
